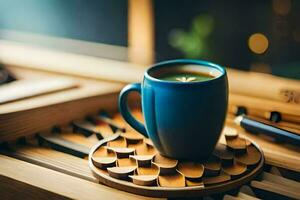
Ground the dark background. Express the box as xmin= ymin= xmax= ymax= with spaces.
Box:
xmin=0 ymin=0 xmax=128 ymax=46
xmin=154 ymin=0 xmax=300 ymax=78
xmin=0 ymin=0 xmax=299 ymax=79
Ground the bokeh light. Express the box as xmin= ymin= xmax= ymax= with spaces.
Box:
xmin=248 ymin=33 xmax=269 ymax=54
xmin=273 ymin=0 xmax=291 ymax=16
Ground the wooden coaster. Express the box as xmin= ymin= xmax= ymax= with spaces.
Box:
xmin=222 ymin=161 xmax=247 ymax=178
xmin=186 ymin=179 xmax=204 ymax=187
xmin=89 ymin=132 xmax=264 ymax=198
xmin=107 ymin=147 xmax=135 ymax=158
xmin=130 ymin=175 xmax=158 ymax=186
xmin=226 ymin=137 xmax=247 ymax=153
xmin=130 ymin=155 xmax=154 ymax=167
xmin=127 ymin=141 xmax=156 ymax=155
xmin=177 ymin=162 xmax=204 ymax=180
xmin=92 ymin=157 xmax=117 ymax=169
xmin=92 ymin=146 xmax=117 ymax=169
xmin=203 ymin=172 xmax=231 ymax=185
xmin=153 ymin=154 xmax=178 ymax=175
xmin=203 ymin=155 xmax=222 ymax=177
xmin=117 ymin=157 xmax=137 ymax=167
xmin=153 ymin=154 xmax=178 ymax=168
xmin=235 ymin=145 xmax=261 ymax=166
xmin=158 ymin=172 xmax=185 ymax=188
xmin=107 ymin=166 xmax=136 ymax=180
xmin=213 ymin=143 xmax=234 ymax=166
xmin=93 ymin=146 xmax=115 ymax=157
xmin=136 ymin=164 xmax=160 ymax=176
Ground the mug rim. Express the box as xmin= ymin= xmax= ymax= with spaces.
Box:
xmin=145 ymin=59 xmax=226 ymax=85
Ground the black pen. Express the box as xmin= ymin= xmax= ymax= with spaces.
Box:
xmin=234 ymin=115 xmax=300 ymax=146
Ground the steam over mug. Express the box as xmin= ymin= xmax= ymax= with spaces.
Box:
xmin=119 ymin=59 xmax=228 ymax=161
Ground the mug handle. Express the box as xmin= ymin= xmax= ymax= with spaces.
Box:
xmin=119 ymin=83 xmax=148 ymax=137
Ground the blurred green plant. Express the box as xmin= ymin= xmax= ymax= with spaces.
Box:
xmin=169 ymin=14 xmax=214 ymax=58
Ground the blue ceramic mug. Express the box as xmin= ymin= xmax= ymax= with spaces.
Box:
xmin=119 ymin=59 xmax=228 ymax=161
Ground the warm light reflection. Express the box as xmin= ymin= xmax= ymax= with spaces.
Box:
xmin=248 ymin=33 xmax=269 ymax=54
xmin=273 ymin=0 xmax=291 ymax=16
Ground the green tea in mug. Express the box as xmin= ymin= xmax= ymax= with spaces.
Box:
xmin=152 ymin=64 xmax=219 ymax=82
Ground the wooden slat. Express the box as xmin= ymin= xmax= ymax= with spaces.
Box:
xmin=0 ymin=175 xmax=70 ymax=200
xmin=0 ymin=40 xmax=145 ymax=83
xmin=95 ymin=113 xmax=126 ymax=133
xmin=237 ymin=192 xmax=260 ymax=200
xmin=0 ymin=78 xmax=78 ymax=104
xmin=260 ymin=172 xmax=300 ymax=190
xmin=4 ymin=146 xmax=96 ymax=182
xmin=59 ymin=133 xmax=99 ymax=148
xmin=229 ymin=93 xmax=300 ymax=123
xmin=73 ymin=120 xmax=103 ymax=139
xmin=227 ymin=68 xmax=300 ymax=104
xmin=0 ymin=155 xmax=161 ymax=200
xmin=0 ymin=66 xmax=122 ymax=142
xmin=251 ymin=180 xmax=300 ymax=200
xmin=38 ymin=134 xmax=90 ymax=158
xmin=0 ymin=89 xmax=120 ymax=142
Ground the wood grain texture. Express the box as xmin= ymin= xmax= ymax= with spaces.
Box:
xmin=0 ymin=78 xmax=78 ymax=104
xmin=38 ymin=134 xmax=90 ymax=158
xmin=0 ymin=67 xmax=122 ymax=142
xmin=229 ymin=93 xmax=300 ymax=123
xmin=260 ymin=172 xmax=300 ymax=190
xmin=0 ymin=155 xmax=160 ymax=200
xmin=0 ymin=175 xmax=71 ymax=200
xmin=227 ymin=68 xmax=300 ymax=105
xmin=0 ymin=40 xmax=145 ymax=83
xmin=4 ymin=146 xmax=97 ymax=182
xmin=251 ymin=180 xmax=300 ymax=199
